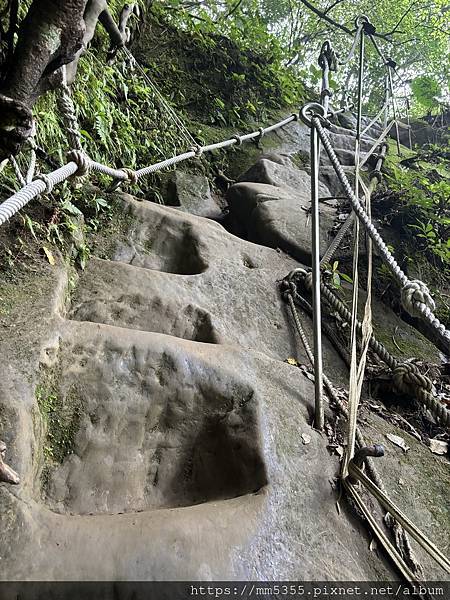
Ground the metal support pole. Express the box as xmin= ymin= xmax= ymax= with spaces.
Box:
xmin=356 ymin=30 xmax=364 ymax=168
xmin=406 ymin=98 xmax=413 ymax=150
xmin=387 ymin=66 xmax=402 ymax=156
xmin=310 ymin=119 xmax=324 ymax=431
xmin=383 ymin=75 xmax=389 ymax=129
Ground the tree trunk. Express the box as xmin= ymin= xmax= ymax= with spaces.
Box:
xmin=0 ymin=1 xmax=137 ymax=160
xmin=0 ymin=0 xmax=87 ymax=159
xmin=1 ymin=0 xmax=87 ymax=105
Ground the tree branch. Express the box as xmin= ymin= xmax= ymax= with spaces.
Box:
xmin=218 ymin=0 xmax=245 ymax=21
xmin=298 ymin=0 xmax=353 ymax=36
xmin=324 ymin=0 xmax=345 ymax=16
xmin=298 ymin=0 xmax=396 ymax=42
xmin=1 ymin=0 xmax=86 ymax=103
xmin=382 ymin=0 xmax=419 ymax=36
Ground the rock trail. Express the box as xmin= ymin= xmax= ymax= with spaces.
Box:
xmin=0 ymin=115 xmax=448 ymax=581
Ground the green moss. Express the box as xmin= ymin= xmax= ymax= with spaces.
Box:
xmin=372 ymin=325 xmax=439 ymax=363
xmin=290 ymin=150 xmax=310 ymax=169
xmin=86 ymin=197 xmax=135 ymax=260
xmin=0 ymin=261 xmax=48 ymax=319
xmin=36 ymin=372 xmax=85 ymax=466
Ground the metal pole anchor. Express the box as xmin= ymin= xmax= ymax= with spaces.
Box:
xmin=299 ymin=102 xmax=330 ymax=430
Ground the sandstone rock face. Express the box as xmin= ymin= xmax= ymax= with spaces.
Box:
xmin=0 ymin=197 xmax=386 ymax=581
xmin=228 ymin=158 xmax=336 ymax=264
xmin=0 ymin=118 xmax=448 ymax=583
xmin=164 ymin=171 xmax=224 ymax=219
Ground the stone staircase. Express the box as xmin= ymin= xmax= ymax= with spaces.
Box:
xmin=0 ymin=115 xmax=448 ymax=582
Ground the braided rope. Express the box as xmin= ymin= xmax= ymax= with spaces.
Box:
xmin=281 ymin=282 xmax=422 ymax=575
xmin=0 ymin=109 xmax=298 ymax=227
xmin=320 ymin=212 xmax=354 ymax=267
xmin=57 ymin=83 xmax=83 ymax=152
xmin=293 ymin=270 xmax=450 ymax=427
xmin=393 ymin=363 xmax=449 ymax=426
xmin=9 ymin=156 xmax=26 ymax=187
xmin=34 ymin=173 xmax=54 ymax=194
xmin=312 ymin=117 xmax=450 ymax=346
xmin=0 ymin=163 xmax=78 ymax=226
xmin=67 ymin=150 xmax=90 ymax=176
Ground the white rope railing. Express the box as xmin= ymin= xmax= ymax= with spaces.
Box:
xmin=0 ymin=112 xmax=298 ymax=227
xmin=294 ymin=17 xmax=449 ymax=581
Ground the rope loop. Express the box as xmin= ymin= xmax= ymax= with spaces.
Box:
xmin=258 ymin=126 xmax=265 ymax=139
xmin=287 ymin=267 xmax=313 ymax=291
xmin=67 ymin=150 xmax=90 ymax=176
xmin=279 ymin=278 xmax=296 ymax=302
xmin=359 ymin=16 xmax=376 ymax=35
xmin=291 ymin=113 xmax=299 ymax=122
xmin=300 ymin=102 xmax=329 ymax=128
xmin=190 ymin=145 xmax=204 ymax=158
xmin=232 ymin=134 xmax=243 ymax=146
xmin=34 ymin=173 xmax=54 ymax=194
xmin=121 ymin=167 xmax=138 ymax=185
xmin=355 ymin=15 xmax=370 ymax=27
xmin=318 ymin=40 xmax=338 ymax=72
xmin=401 ymin=279 xmax=435 ymax=317
xmin=320 ymin=89 xmax=333 ymax=100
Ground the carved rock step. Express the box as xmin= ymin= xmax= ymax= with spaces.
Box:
xmin=228 ymin=158 xmax=336 ymax=264
xmin=7 ymin=319 xmax=394 ymax=580
xmin=69 ymin=197 xmax=349 ymax=381
xmin=0 ymin=193 xmax=446 ymax=581
xmin=162 ymin=171 xmax=224 ymax=220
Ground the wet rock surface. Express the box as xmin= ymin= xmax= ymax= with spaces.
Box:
xmin=0 ymin=118 xmax=448 ymax=582
xmin=163 ymin=171 xmax=224 ymax=219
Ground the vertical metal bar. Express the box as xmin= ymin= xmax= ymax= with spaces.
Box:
xmin=356 ymin=31 xmax=364 ymax=153
xmin=322 ymin=60 xmax=330 ymax=116
xmin=310 ymin=120 xmax=324 ymax=431
xmin=387 ymin=66 xmax=402 ymax=156
xmin=406 ymin=98 xmax=413 ymax=150
xmin=383 ymin=75 xmax=389 ymax=129
xmin=344 ymin=27 xmax=365 ymax=474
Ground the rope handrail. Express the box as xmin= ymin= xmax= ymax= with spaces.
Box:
xmin=0 ymin=112 xmax=300 ymax=227
xmin=312 ymin=115 xmax=450 ymax=347
xmin=290 ymin=18 xmax=449 ymax=581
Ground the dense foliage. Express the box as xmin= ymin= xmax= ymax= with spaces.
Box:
xmin=0 ymin=0 xmax=448 ymax=286
xmin=384 ymin=142 xmax=450 ymax=270
xmin=160 ymin=0 xmax=449 ymax=114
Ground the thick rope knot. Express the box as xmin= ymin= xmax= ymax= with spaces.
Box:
xmin=401 ymin=279 xmax=435 ymax=317
xmin=34 ymin=173 xmax=54 ymax=194
xmin=318 ymin=40 xmax=338 ymax=72
xmin=67 ymin=150 xmax=90 ymax=176
xmin=190 ymin=145 xmax=203 ymax=158
xmin=392 ymin=362 xmax=433 ymax=397
xmin=258 ymin=127 xmax=265 ymax=139
xmin=121 ymin=167 xmax=138 ymax=186
xmin=232 ymin=134 xmax=243 ymax=146
xmin=392 ymin=362 xmax=449 ymax=427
